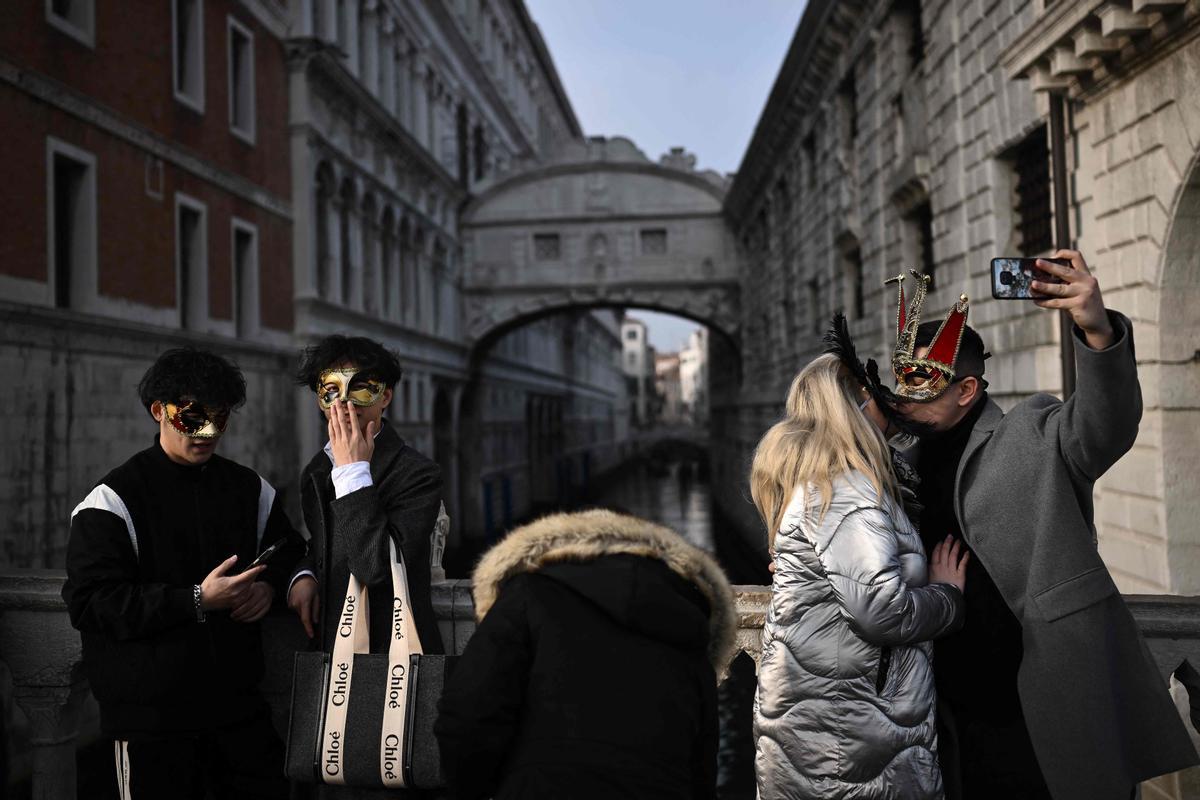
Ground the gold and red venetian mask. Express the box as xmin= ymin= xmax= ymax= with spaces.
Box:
xmin=316 ymin=367 xmax=386 ymax=410
xmin=164 ymin=401 xmax=231 ymax=439
xmin=887 ymin=269 xmax=970 ymax=402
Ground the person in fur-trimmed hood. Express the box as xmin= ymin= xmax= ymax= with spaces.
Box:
xmin=434 ymin=509 xmax=737 ymax=800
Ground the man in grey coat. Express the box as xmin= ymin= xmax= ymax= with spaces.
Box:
xmin=895 ymin=250 xmax=1198 ymax=799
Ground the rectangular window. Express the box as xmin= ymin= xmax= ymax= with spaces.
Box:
xmin=231 ymin=219 xmax=258 ymax=337
xmin=803 ymin=132 xmax=817 ymax=189
xmin=640 ymin=229 xmax=668 ymax=256
xmin=842 ymin=246 xmax=865 ymax=320
xmin=175 ymin=194 xmax=207 ymax=330
xmin=625 ymin=329 xmax=638 ymax=341
xmin=47 ymin=139 xmax=97 ymax=310
xmin=46 ymin=0 xmax=94 ymax=47
xmin=533 ymin=233 xmax=560 ymax=261
xmin=1008 ymin=125 xmax=1053 ymax=256
xmin=227 ymin=16 xmax=255 ymax=143
xmin=173 ymin=0 xmax=205 ymax=112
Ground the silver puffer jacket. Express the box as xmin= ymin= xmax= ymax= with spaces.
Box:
xmin=754 ymin=471 xmax=964 ymax=799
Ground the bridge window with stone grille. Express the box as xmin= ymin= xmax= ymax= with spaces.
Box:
xmin=640 ymin=228 xmax=668 ymax=255
xmin=533 ymin=233 xmax=561 ymax=261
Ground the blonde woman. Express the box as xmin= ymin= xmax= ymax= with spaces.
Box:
xmin=752 ymin=334 xmax=969 ymax=799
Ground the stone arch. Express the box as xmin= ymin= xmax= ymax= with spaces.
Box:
xmin=361 ymin=192 xmax=379 ymax=314
xmin=337 ymin=177 xmax=357 ymax=306
xmin=381 ymin=205 xmax=397 ymax=319
xmin=1157 ymin=146 xmax=1200 ymax=593
xmin=314 ymin=161 xmax=337 ymax=299
xmin=398 ymin=215 xmax=413 ymax=324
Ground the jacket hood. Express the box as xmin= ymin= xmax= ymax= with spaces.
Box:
xmin=472 ymin=509 xmax=738 ymax=677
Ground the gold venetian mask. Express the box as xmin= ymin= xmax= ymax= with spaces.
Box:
xmin=316 ymin=367 xmax=386 ymax=409
xmin=164 ymin=401 xmax=231 ymax=439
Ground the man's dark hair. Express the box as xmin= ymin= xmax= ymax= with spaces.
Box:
xmin=295 ymin=335 xmax=404 ymax=391
xmin=914 ymin=320 xmax=989 ymax=379
xmin=137 ymin=347 xmax=247 ymax=416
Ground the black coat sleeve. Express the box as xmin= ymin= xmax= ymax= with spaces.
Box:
xmin=63 ymin=509 xmax=195 ymax=640
xmin=434 ymin=575 xmax=533 ymax=800
xmin=693 ymin=664 xmax=719 ymax=800
xmin=329 ymin=455 xmax=442 ymax=586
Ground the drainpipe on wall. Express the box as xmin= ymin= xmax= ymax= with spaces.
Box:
xmin=1049 ymin=92 xmax=1076 ymax=400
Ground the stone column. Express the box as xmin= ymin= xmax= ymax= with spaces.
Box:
xmin=380 ymin=17 xmax=396 ymax=116
xmin=296 ymin=0 xmax=315 ymax=37
xmin=412 ymin=58 xmax=430 ymax=149
xmin=322 ymin=0 xmax=338 ymax=44
xmin=343 ymin=0 xmax=360 ymax=76
xmin=360 ymin=1 xmax=379 ymax=96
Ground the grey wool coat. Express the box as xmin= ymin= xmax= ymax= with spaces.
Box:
xmin=754 ymin=472 xmax=964 ymax=799
xmin=927 ymin=311 xmax=1197 ymax=798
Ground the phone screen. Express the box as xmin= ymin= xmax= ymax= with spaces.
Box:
xmin=991 ymin=257 xmax=1070 ymax=299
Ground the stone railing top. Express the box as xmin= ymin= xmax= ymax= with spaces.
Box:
xmin=0 ymin=569 xmax=68 ymax=611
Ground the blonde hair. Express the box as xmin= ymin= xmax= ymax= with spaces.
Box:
xmin=750 ymin=353 xmax=899 ymax=547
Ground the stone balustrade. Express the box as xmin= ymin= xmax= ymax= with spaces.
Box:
xmin=3 ymin=572 xmax=1198 ymax=798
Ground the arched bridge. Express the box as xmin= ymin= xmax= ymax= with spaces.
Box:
xmin=460 ymin=137 xmax=740 ymax=350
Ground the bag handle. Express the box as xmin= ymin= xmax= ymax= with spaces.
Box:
xmin=320 ymin=570 xmax=370 ymax=784
xmin=380 ymin=536 xmax=422 ymax=787
xmin=319 ymin=533 xmax=425 ymax=787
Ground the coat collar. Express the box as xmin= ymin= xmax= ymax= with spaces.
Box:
xmin=953 ymin=398 xmax=1002 ymax=531
xmin=471 ymin=509 xmax=738 ymax=676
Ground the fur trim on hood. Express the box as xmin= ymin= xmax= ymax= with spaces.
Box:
xmin=471 ymin=509 xmax=738 ymax=677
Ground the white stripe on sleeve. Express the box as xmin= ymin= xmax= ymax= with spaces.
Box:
xmin=73 ymin=484 xmax=138 ymax=559
xmin=257 ymin=476 xmax=276 ymax=549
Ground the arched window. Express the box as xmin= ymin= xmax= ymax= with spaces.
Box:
xmin=314 ymin=162 xmax=336 ymax=298
xmin=338 ymin=178 xmax=356 ymax=306
xmin=361 ymin=193 xmax=378 ymax=314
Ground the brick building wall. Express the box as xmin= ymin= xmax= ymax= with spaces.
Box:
xmin=0 ymin=1 xmax=294 ymax=567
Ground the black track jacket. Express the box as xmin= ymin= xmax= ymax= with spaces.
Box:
xmin=63 ymin=437 xmax=303 ymax=737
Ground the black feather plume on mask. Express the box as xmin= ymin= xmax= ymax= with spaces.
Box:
xmin=821 ymin=313 xmax=936 ymax=439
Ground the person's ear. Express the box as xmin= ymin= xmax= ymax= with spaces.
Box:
xmin=150 ymin=401 xmax=165 ymax=422
xmin=380 ymin=388 xmax=393 ymax=411
xmin=957 ymin=377 xmax=980 ymax=407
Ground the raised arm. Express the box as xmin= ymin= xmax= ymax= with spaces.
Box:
xmin=816 ymin=506 xmax=964 ymax=646
xmin=1029 ymin=250 xmax=1142 ymax=480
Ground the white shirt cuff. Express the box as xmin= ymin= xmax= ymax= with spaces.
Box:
xmin=288 ymin=570 xmax=316 ymax=595
xmin=331 ymin=461 xmax=373 ymax=499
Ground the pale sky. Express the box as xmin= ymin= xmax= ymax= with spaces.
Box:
xmin=524 ymin=0 xmax=806 ymax=351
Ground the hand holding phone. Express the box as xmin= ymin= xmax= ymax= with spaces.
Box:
xmin=242 ymin=538 xmax=285 ymax=573
xmin=991 ymin=257 xmax=1071 ymax=299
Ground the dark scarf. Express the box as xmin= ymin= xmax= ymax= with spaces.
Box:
xmin=914 ymin=394 xmax=1023 ymax=717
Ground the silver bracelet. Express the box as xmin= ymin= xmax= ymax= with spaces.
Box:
xmin=193 ymin=584 xmax=206 ymax=623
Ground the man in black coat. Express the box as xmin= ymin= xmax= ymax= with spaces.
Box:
xmin=434 ymin=509 xmax=737 ymax=800
xmin=286 ymin=336 xmax=444 ymax=797
xmin=893 ymin=250 xmax=1198 ymax=799
xmin=63 ymin=348 xmax=303 ymax=799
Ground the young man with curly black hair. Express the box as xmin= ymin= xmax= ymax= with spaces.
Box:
xmin=63 ymin=347 xmax=303 ymax=799
xmin=287 ymin=334 xmax=444 ymax=668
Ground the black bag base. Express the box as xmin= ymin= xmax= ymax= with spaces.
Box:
xmin=285 ymin=651 xmax=456 ymax=790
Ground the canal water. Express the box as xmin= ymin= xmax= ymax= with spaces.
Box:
xmin=580 ymin=452 xmax=765 ymax=799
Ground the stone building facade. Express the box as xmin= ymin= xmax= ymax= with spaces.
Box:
xmin=717 ymin=0 xmax=1200 ymax=610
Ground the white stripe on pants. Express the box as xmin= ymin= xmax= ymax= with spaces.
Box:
xmin=113 ymin=740 xmax=131 ymax=800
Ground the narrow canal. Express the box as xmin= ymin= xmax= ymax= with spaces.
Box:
xmin=579 ymin=451 xmax=766 ymax=800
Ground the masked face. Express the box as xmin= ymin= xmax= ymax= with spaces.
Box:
xmin=316 ymin=367 xmax=386 ymax=410
xmin=163 ymin=401 xmax=231 ymax=440
xmin=895 ymin=361 xmax=954 ymax=402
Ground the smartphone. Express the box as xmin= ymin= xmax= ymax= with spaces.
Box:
xmin=242 ymin=539 xmax=285 ymax=572
xmin=991 ymin=257 xmax=1070 ymax=299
